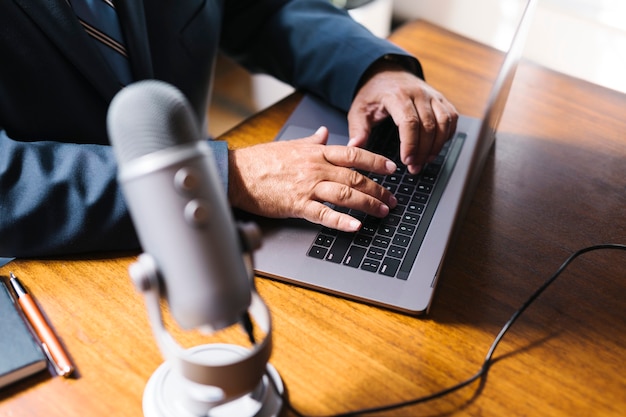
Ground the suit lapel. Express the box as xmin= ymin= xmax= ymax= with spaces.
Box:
xmin=13 ymin=0 xmax=154 ymax=101
xmin=13 ymin=0 xmax=120 ymax=101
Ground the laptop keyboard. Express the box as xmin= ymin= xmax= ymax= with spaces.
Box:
xmin=306 ymin=119 xmax=465 ymax=280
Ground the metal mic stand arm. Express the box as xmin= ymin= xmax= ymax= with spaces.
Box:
xmin=129 ymin=246 xmax=275 ymax=412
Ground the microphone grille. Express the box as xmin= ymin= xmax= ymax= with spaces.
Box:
xmin=107 ymin=80 xmax=201 ymax=164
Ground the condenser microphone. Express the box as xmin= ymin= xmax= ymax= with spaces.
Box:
xmin=106 ymin=80 xmax=251 ymax=332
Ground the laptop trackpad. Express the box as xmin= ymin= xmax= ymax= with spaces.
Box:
xmin=277 ymin=125 xmax=349 ymax=146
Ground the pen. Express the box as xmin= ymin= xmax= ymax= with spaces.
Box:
xmin=9 ymin=272 xmax=74 ymax=377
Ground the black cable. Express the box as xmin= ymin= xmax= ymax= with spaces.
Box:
xmin=269 ymin=243 xmax=626 ymax=417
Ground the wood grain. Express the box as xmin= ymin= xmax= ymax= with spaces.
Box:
xmin=1 ymin=20 xmax=625 ymax=417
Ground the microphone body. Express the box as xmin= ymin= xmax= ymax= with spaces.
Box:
xmin=107 ymin=80 xmax=251 ymax=331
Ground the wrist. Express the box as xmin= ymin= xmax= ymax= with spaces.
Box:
xmin=357 ymin=54 xmax=423 ymax=93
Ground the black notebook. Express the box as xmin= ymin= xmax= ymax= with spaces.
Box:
xmin=0 ymin=280 xmax=47 ymax=389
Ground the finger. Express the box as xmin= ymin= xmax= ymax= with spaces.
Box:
xmin=313 ymin=169 xmax=397 ymax=213
xmin=427 ymin=99 xmax=454 ymax=161
xmin=404 ymin=98 xmax=439 ymax=173
xmin=426 ymin=98 xmax=459 ymax=163
xmin=371 ymin=95 xmax=424 ymax=173
xmin=301 ymin=200 xmax=363 ymax=232
xmin=322 ymin=145 xmax=397 ymax=176
xmin=447 ymin=101 xmax=459 ymax=140
xmin=346 ymin=108 xmax=373 ymax=148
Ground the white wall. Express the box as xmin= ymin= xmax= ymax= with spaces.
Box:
xmin=393 ymin=0 xmax=626 ymax=93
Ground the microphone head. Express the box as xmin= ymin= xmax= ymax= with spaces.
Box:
xmin=107 ymin=80 xmax=200 ymax=165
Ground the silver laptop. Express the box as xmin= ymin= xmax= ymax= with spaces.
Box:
xmin=247 ymin=0 xmax=537 ymax=314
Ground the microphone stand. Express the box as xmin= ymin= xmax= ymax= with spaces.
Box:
xmin=128 ymin=227 xmax=283 ymax=417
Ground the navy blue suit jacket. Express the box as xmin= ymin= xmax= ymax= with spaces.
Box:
xmin=0 ymin=0 xmax=422 ymax=257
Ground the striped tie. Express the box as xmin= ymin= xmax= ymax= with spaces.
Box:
xmin=70 ymin=0 xmax=133 ymax=86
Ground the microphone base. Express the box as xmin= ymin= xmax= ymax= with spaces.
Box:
xmin=142 ymin=344 xmax=283 ymax=417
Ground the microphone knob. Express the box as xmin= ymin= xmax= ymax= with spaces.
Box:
xmin=184 ymin=199 xmax=211 ymax=227
xmin=174 ymin=167 xmax=201 ymax=194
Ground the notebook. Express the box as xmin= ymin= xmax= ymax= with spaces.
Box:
xmin=248 ymin=0 xmax=537 ymax=314
xmin=0 ymin=280 xmax=47 ymax=388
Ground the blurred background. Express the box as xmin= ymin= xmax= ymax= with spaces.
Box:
xmin=208 ymin=0 xmax=626 ymax=137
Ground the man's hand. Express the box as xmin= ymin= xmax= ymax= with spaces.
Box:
xmin=228 ymin=126 xmax=398 ymax=232
xmin=347 ymin=60 xmax=459 ymax=174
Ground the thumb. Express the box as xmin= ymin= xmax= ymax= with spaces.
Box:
xmin=302 ymin=126 xmax=329 ymax=145
xmin=347 ymin=115 xmax=370 ymax=148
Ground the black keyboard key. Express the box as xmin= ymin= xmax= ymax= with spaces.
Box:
xmin=417 ymin=183 xmax=433 ymax=194
xmin=399 ymin=184 xmax=416 ymax=195
xmin=421 ymin=174 xmax=437 ymax=184
xmin=412 ymin=193 xmax=428 ymax=204
xmin=402 ymin=213 xmax=420 ymax=225
xmin=407 ymin=203 xmax=424 ymax=214
xmin=344 ymin=246 xmax=366 ymax=268
xmin=380 ymin=257 xmax=401 ymax=277
xmin=397 ymin=223 xmax=415 ymax=236
xmin=360 ymin=222 xmax=377 ymax=236
xmin=372 ymin=236 xmax=391 ymax=248
xmin=392 ymin=235 xmax=411 ymax=247
xmin=315 ymin=234 xmax=334 ymax=247
xmin=361 ymin=259 xmax=380 ymax=273
xmin=353 ymin=235 xmax=372 ymax=247
xmin=387 ymin=245 xmax=406 ymax=259
xmin=395 ymin=194 xmax=411 ymax=205
xmin=377 ymin=225 xmax=395 ymax=237
xmin=366 ymin=247 xmax=385 ymax=260
xmin=402 ymin=175 xmax=418 ymax=186
xmin=385 ymin=174 xmax=401 ymax=184
xmin=308 ymin=246 xmax=327 ymax=259
xmin=381 ymin=214 xmax=401 ymax=227
xmin=326 ymin=232 xmax=352 ymax=263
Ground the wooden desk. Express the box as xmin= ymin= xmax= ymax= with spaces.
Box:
xmin=1 ymin=20 xmax=625 ymax=417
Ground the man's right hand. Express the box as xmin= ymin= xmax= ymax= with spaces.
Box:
xmin=227 ymin=126 xmax=398 ymax=232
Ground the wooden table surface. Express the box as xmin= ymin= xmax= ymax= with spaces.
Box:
xmin=1 ymin=20 xmax=625 ymax=417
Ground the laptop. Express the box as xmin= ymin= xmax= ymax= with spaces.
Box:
xmin=247 ymin=0 xmax=537 ymax=315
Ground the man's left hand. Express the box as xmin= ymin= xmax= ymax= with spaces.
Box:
xmin=347 ymin=61 xmax=459 ymax=174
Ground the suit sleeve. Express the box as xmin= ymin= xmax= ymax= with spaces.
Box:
xmin=0 ymin=129 xmax=229 ymax=257
xmin=220 ymin=0 xmax=424 ymax=111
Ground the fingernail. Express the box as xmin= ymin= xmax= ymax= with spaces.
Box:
xmin=385 ymin=160 xmax=397 ymax=173
xmin=349 ymin=219 xmax=362 ymax=231
xmin=404 ymin=156 xmax=415 ymax=167
xmin=410 ymin=164 xmax=422 ymax=174
xmin=388 ymin=195 xmax=397 ymax=208
xmin=347 ymin=138 xmax=358 ymax=147
xmin=315 ymin=126 xmax=326 ymax=135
